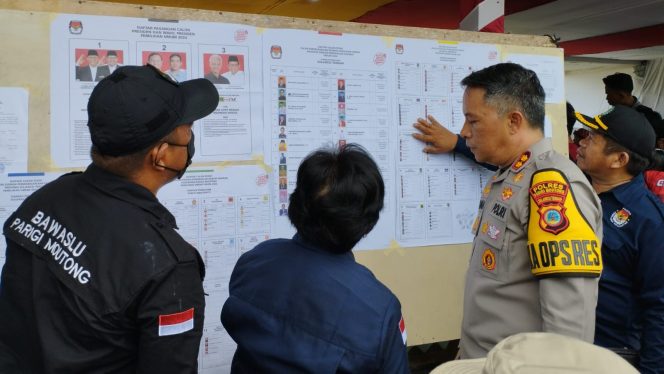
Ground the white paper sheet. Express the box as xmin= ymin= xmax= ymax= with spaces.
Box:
xmin=156 ymin=165 xmax=271 ymax=373
xmin=0 ymin=172 xmax=60 ymax=269
xmin=0 ymin=88 xmax=29 ymax=173
xmin=503 ymin=53 xmax=565 ymax=104
xmin=50 ymin=14 xmax=263 ymax=167
xmin=262 ymin=29 xmax=395 ymax=250
xmin=390 ymin=38 xmax=500 ymax=247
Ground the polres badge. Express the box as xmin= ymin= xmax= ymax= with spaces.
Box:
xmin=529 ymin=180 xmax=570 ymax=234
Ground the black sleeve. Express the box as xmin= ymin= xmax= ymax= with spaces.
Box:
xmin=135 ymin=260 xmax=205 ymax=374
xmin=636 ymin=105 xmax=664 ymax=138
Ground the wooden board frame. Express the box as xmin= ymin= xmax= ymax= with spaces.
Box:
xmin=0 ymin=0 xmax=562 ymax=345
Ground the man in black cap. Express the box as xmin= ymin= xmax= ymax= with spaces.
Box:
xmin=603 ymin=72 xmax=664 ymax=144
xmin=575 ymin=106 xmax=664 ymax=373
xmin=0 ymin=65 xmax=219 ymax=373
xmin=75 ymin=49 xmax=111 ymax=82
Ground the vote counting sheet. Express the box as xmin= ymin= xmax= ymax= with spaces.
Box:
xmin=156 ymin=165 xmax=271 ymax=371
xmin=47 ymin=13 xmax=522 ymax=251
xmin=0 ymin=12 xmax=562 ymax=373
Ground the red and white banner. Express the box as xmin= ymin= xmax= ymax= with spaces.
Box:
xmin=459 ymin=0 xmax=505 ymax=33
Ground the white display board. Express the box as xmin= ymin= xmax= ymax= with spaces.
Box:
xmin=0 ymin=12 xmax=565 ymax=373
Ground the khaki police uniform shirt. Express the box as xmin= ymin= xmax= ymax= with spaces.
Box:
xmin=459 ymin=138 xmax=603 ymax=359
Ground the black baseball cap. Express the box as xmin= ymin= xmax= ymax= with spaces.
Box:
xmin=602 ymin=73 xmax=633 ymax=93
xmin=88 ymin=64 xmax=218 ymax=156
xmin=575 ymin=105 xmax=655 ymax=159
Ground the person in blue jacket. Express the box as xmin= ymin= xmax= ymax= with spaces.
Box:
xmin=574 ymin=106 xmax=664 ymax=373
xmin=221 ymin=144 xmax=410 ymax=373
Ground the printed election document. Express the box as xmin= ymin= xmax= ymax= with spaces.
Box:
xmin=391 ymin=38 xmax=499 ymax=246
xmin=0 ymin=88 xmax=29 ymax=173
xmin=262 ymin=28 xmax=395 ymax=250
xmin=503 ymin=53 xmax=564 ymax=104
xmin=50 ymin=14 xmax=262 ymax=167
xmin=0 ymin=173 xmax=60 ymax=269
xmin=157 ymin=165 xmax=271 ymax=373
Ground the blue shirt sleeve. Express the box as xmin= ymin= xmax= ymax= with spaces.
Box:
xmin=635 ymin=218 xmax=664 ymax=374
xmin=378 ymin=298 xmax=410 ymax=373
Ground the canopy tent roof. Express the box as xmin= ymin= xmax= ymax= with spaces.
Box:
xmin=101 ymin=0 xmax=664 ymax=63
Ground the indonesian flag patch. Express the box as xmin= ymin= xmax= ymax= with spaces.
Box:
xmin=158 ymin=308 xmax=194 ymax=337
xmin=399 ymin=315 xmax=407 ymax=345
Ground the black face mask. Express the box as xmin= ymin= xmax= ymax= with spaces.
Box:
xmin=160 ymin=132 xmax=195 ymax=179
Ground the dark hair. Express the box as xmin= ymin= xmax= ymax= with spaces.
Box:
xmin=648 ymin=149 xmax=664 ymax=171
xmin=603 ymin=73 xmax=633 ymax=93
xmin=90 ymin=130 xmax=178 ymax=177
xmin=288 ymin=144 xmax=384 ymax=253
xmin=566 ymin=102 xmax=577 ymax=136
xmin=90 ymin=145 xmax=151 ymax=177
xmin=602 ymin=134 xmax=650 ymax=176
xmin=170 ymin=53 xmax=182 ymax=61
xmin=461 ymin=62 xmax=545 ymax=131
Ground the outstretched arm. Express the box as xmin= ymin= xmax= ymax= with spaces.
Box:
xmin=412 ymin=115 xmax=496 ymax=171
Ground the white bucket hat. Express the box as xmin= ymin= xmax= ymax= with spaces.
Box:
xmin=431 ymin=333 xmax=638 ymax=374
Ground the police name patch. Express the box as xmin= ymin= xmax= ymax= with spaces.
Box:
xmin=527 ymin=169 xmax=602 ymax=278
xmin=490 ymin=201 xmax=508 ymax=220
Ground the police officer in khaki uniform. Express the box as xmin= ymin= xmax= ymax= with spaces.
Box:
xmin=413 ymin=63 xmax=603 ymax=358
xmin=0 ymin=65 xmax=218 ymax=373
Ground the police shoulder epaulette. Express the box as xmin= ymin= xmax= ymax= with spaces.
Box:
xmin=527 ymin=168 xmax=602 ymax=278
xmin=511 ymin=151 xmax=531 ymax=173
